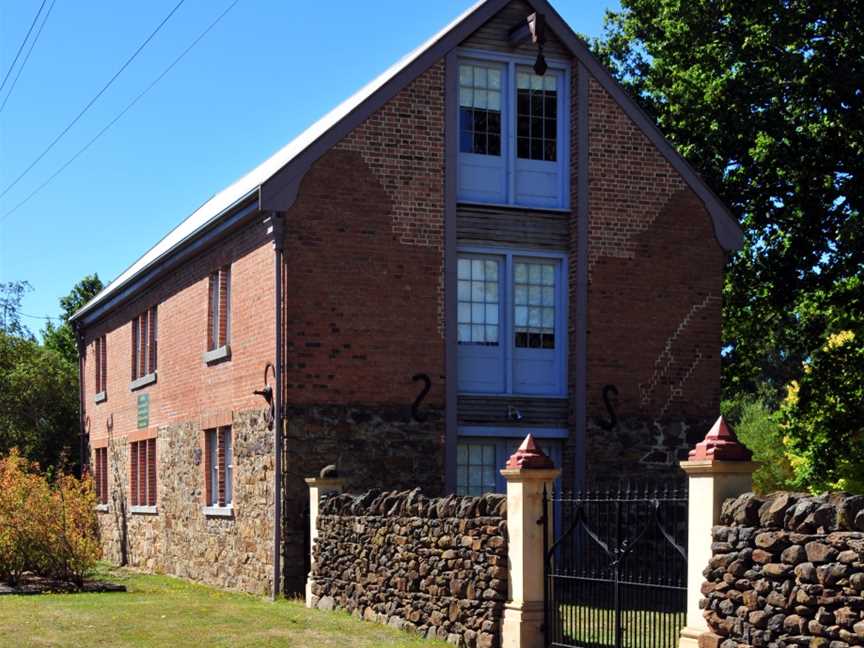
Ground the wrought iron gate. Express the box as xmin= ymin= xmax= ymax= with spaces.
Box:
xmin=542 ymin=484 xmax=688 ymax=648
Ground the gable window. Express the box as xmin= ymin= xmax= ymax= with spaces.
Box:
xmin=207 ymin=267 xmax=231 ymax=352
xmin=93 ymin=447 xmax=108 ymax=506
xmin=458 ymin=55 xmax=568 ymax=209
xmin=457 ymin=250 xmax=565 ymax=395
xmin=204 ymin=427 xmax=233 ymax=511
xmin=130 ymin=306 xmax=157 ymax=388
xmin=130 ymin=438 xmax=157 ymax=511
xmin=94 ymin=335 xmax=107 ymax=401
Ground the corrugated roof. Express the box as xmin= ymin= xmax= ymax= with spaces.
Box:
xmin=72 ymin=0 xmax=485 ymax=323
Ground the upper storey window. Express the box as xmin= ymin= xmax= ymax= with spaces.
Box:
xmin=458 ymin=57 xmax=568 ymax=209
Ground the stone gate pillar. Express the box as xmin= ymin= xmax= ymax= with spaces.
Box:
xmin=501 ymin=435 xmax=561 ymax=648
xmin=305 ymin=471 xmax=344 ymax=607
xmin=679 ymin=416 xmax=757 ymax=648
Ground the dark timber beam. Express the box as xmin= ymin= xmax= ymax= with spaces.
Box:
xmin=508 ymin=12 xmax=545 ymax=48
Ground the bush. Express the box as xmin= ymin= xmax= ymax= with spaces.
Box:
xmin=721 ymin=396 xmax=795 ymax=495
xmin=0 ymin=449 xmax=101 ymax=586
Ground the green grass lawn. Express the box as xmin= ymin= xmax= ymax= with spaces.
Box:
xmin=552 ymin=604 xmax=684 ymax=648
xmin=0 ymin=564 xmax=448 ymax=648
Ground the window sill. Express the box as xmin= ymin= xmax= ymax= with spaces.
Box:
xmin=203 ymin=345 xmax=231 ymax=365
xmin=130 ymin=505 xmax=157 ymax=515
xmin=457 ymin=200 xmax=571 ymax=214
xmin=94 ymin=391 xmax=107 ymax=404
xmin=202 ymin=506 xmax=234 ymax=518
xmin=95 ymin=504 xmax=109 ymax=513
xmin=129 ymin=372 xmax=157 ymax=391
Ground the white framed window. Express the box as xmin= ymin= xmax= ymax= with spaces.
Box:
xmin=457 ymin=248 xmax=566 ymax=396
xmin=457 ymin=51 xmax=569 ymax=209
xmin=207 ymin=266 xmax=231 ymax=351
xmin=206 ymin=427 xmax=233 ymax=508
xmin=456 ymin=429 xmax=565 ymax=495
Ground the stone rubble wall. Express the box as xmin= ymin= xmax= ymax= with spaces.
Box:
xmin=702 ymin=491 xmax=864 ymax=648
xmin=311 ymin=489 xmax=507 ymax=648
xmin=97 ymin=409 xmax=275 ymax=595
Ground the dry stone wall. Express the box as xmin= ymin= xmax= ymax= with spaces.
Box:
xmin=702 ymin=491 xmax=864 ymax=648
xmin=311 ymin=489 xmax=508 ymax=648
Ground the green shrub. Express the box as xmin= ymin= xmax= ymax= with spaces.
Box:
xmin=721 ymin=396 xmax=795 ymax=495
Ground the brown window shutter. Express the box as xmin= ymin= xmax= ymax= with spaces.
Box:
xmin=130 ymin=442 xmax=139 ymax=506
xmin=101 ymin=448 xmax=108 ymax=505
xmin=93 ymin=338 xmax=102 ymax=392
xmin=131 ymin=319 xmax=139 ymax=380
xmin=217 ymin=428 xmax=226 ymax=507
xmin=100 ymin=336 xmax=107 ymax=392
xmin=207 ymin=273 xmax=217 ymax=351
xmin=147 ymin=438 xmax=157 ymax=506
xmin=204 ymin=432 xmax=213 ymax=505
xmin=138 ymin=440 xmax=146 ymax=506
xmin=149 ymin=307 xmax=158 ymax=374
xmin=218 ymin=268 xmax=229 ymax=347
xmin=138 ymin=311 xmax=148 ymax=379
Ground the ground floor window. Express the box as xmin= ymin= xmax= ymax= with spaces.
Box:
xmin=93 ymin=447 xmax=108 ymax=505
xmin=205 ymin=427 xmax=233 ymax=508
xmin=456 ymin=431 xmax=563 ymax=496
xmin=130 ymin=438 xmax=156 ymax=507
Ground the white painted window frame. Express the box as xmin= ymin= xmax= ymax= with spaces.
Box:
xmin=457 ymin=245 xmax=568 ymax=397
xmin=456 ymin=48 xmax=571 ymax=209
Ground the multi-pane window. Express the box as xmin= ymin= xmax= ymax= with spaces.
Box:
xmin=457 ymin=58 xmax=566 ymax=208
xmin=205 ymin=427 xmax=233 ymax=508
xmin=130 ymin=438 xmax=157 ymax=508
xmin=456 ymin=443 xmax=497 ymax=496
xmin=516 ymin=70 xmax=558 ymax=162
xmin=457 ymin=257 xmax=500 ymax=345
xmin=459 ymin=63 xmax=502 ymax=156
xmin=457 ymin=251 xmax=564 ymax=395
xmin=93 ymin=447 xmax=108 ymax=505
xmin=131 ymin=306 xmax=157 ymax=380
xmin=207 ymin=266 xmax=231 ymax=351
xmin=94 ymin=335 xmax=107 ymax=394
xmin=514 ymin=261 xmax=556 ymax=349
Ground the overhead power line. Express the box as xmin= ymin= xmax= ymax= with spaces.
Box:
xmin=0 ymin=0 xmax=47 ymax=96
xmin=0 ymin=0 xmax=242 ymax=222
xmin=0 ymin=0 xmax=57 ymax=113
xmin=0 ymin=0 xmax=187 ymax=201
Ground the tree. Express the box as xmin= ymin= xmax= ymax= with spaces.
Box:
xmin=42 ymin=274 xmax=103 ymax=366
xmin=0 ymin=332 xmax=79 ymax=469
xmin=596 ymin=0 xmax=864 ymax=488
xmin=0 ymin=281 xmax=33 ymax=339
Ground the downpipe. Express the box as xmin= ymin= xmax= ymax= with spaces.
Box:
xmin=271 ymin=211 xmax=285 ymax=600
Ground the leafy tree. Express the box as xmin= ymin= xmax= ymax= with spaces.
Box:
xmin=0 ymin=281 xmax=33 ymax=339
xmin=42 ymin=274 xmax=103 ymax=366
xmin=0 ymin=332 xmax=79 ymax=470
xmin=721 ymin=395 xmax=794 ymax=494
xmin=596 ymin=0 xmax=864 ymax=488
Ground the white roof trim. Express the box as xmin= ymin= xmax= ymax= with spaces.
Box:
xmin=72 ymin=0 xmax=486 ymax=322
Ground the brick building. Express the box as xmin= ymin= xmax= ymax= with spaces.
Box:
xmin=71 ymin=0 xmax=741 ymax=597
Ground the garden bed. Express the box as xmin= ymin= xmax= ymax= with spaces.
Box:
xmin=0 ymin=572 xmax=125 ymax=595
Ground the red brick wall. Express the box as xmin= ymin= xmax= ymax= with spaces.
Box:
xmin=283 ymin=61 xmax=446 ymax=408
xmin=82 ymin=218 xmax=275 ymax=442
xmin=584 ymin=76 xmax=725 ymax=418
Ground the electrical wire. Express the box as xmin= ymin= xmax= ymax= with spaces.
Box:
xmin=0 ymin=0 xmax=242 ymax=222
xmin=0 ymin=0 xmax=57 ymax=113
xmin=0 ymin=0 xmax=187 ymax=201
xmin=0 ymin=0 xmax=47 ymax=96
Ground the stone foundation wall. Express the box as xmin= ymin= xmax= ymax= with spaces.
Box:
xmin=97 ymin=409 xmax=275 ymax=595
xmin=583 ymin=415 xmax=711 ymax=482
xmin=702 ymin=492 xmax=864 ymax=648
xmin=282 ymin=404 xmax=445 ymax=593
xmin=311 ymin=489 xmax=507 ymax=648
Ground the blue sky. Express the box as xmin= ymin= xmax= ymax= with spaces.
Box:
xmin=0 ymin=0 xmax=616 ymax=330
